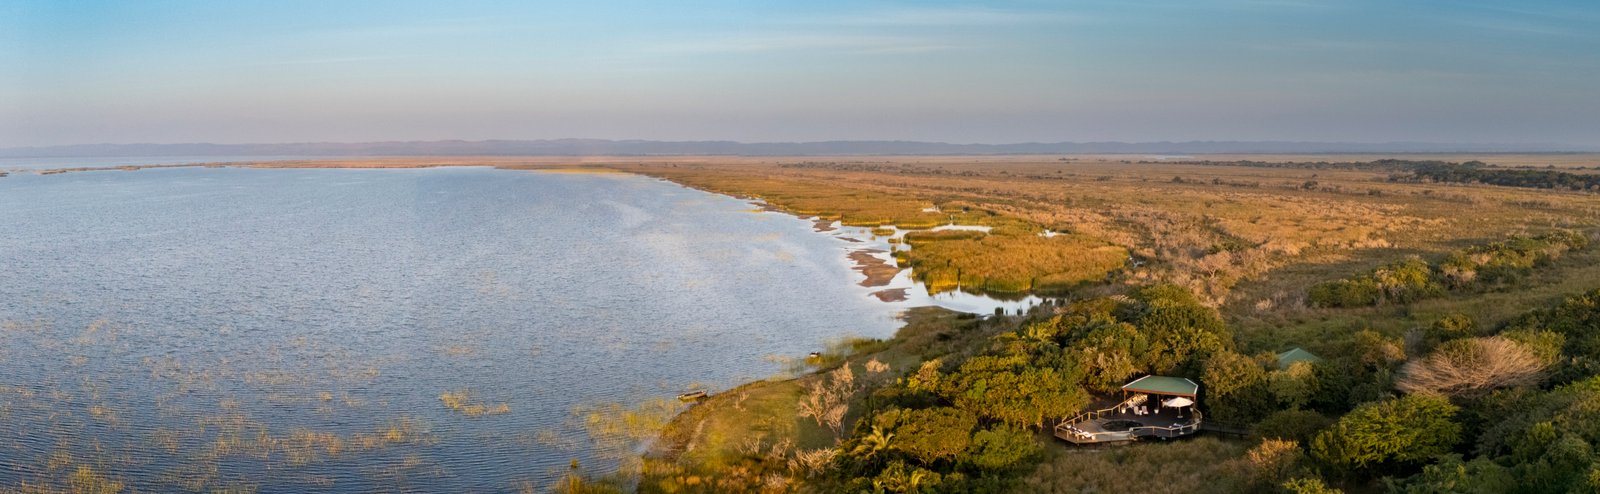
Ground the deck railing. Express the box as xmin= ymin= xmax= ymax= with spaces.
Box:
xmin=1055 ymin=395 xmax=1149 ymax=442
xmin=1055 ymin=398 xmax=1203 ymax=443
xmin=1057 ymin=395 xmax=1143 ymax=430
xmin=1128 ymin=410 xmax=1203 ymax=439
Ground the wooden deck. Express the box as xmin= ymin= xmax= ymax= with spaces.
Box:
xmin=1054 ymin=397 xmax=1202 ymax=444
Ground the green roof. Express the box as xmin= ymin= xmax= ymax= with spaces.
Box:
xmin=1121 ymin=375 xmax=1199 ymax=397
xmin=1276 ymin=347 xmax=1323 ymax=369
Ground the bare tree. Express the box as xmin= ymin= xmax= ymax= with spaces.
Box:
xmin=797 ymin=364 xmax=860 ymax=437
xmin=1397 ymin=336 xmax=1547 ymax=398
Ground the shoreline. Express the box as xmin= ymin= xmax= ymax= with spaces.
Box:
xmin=6 ymin=159 xmax=1026 ymax=312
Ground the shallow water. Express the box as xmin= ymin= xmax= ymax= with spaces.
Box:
xmin=0 ymin=165 xmax=1040 ymax=492
xmin=0 ymin=167 xmax=936 ymax=492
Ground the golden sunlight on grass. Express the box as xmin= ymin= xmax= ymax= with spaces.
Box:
xmin=439 ymin=389 xmax=511 ymax=417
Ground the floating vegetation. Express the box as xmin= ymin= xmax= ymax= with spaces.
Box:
xmin=564 ymin=398 xmax=681 ymax=479
xmin=440 ymin=344 xmax=476 ymax=357
xmin=438 ymin=389 xmax=511 ymax=417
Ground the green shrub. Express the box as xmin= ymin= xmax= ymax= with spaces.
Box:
xmin=1309 ymin=278 xmax=1382 ymax=308
xmin=963 ymin=425 xmax=1041 ymax=472
xmin=1254 ymin=410 xmax=1333 ymax=446
xmin=1311 ymin=394 xmax=1461 ymax=477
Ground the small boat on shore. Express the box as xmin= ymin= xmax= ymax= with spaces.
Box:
xmin=677 ymin=390 xmax=708 ymax=402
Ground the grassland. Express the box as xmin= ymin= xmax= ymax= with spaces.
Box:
xmin=598 ymin=153 xmax=1600 ymax=492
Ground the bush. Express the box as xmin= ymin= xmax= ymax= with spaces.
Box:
xmin=1309 ymin=278 xmax=1381 ymax=308
xmin=1255 ymin=410 xmax=1333 ymax=445
xmin=1132 ymin=284 xmax=1232 ymax=373
xmin=875 ymin=407 xmax=979 ymax=465
xmin=1312 ymin=232 xmax=1585 ymax=307
xmin=1205 ymin=350 xmax=1274 ymax=423
xmin=940 ymin=355 xmax=1089 ymax=428
xmin=1311 ymin=394 xmax=1461 ymax=476
xmin=963 ymin=425 xmax=1041 ymax=472
xmin=1396 ymin=337 xmax=1547 ymax=398
xmin=1281 ymin=477 xmax=1344 ymax=494
xmin=1428 ymin=314 xmax=1476 ymax=341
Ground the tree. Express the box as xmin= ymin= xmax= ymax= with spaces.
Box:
xmin=1132 ymin=284 xmax=1232 ymax=373
xmin=1204 ymin=350 xmax=1274 ymax=423
xmin=1386 ymin=455 xmax=1515 ymax=494
xmin=1371 ymin=257 xmax=1442 ymax=303
xmin=798 ymin=365 xmax=858 ymax=436
xmin=875 ymin=407 xmax=978 ymax=465
xmin=1311 ymin=394 xmax=1461 ymax=476
xmin=1309 ymin=278 xmax=1381 ymax=308
xmin=870 ymin=460 xmax=943 ymax=494
xmin=1204 ymin=350 xmax=1268 ymax=398
xmin=1073 ymin=321 xmax=1147 ymax=393
xmin=1254 ymin=409 xmax=1333 ymax=445
xmin=941 ymin=355 xmax=1089 ymax=428
xmin=1352 ymin=330 xmax=1406 ymax=370
xmin=1282 ymin=477 xmax=1344 ymax=494
xmin=1499 ymin=328 xmax=1565 ymax=365
xmin=1428 ymin=314 xmax=1476 ymax=341
xmin=1269 ymin=361 xmax=1318 ymax=410
xmin=963 ymin=425 xmax=1040 ymax=472
xmin=1232 ymin=439 xmax=1306 ymax=493
xmin=1396 ymin=337 xmax=1547 ymax=398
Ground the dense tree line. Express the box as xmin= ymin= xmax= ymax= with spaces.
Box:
xmin=1165 ymin=158 xmax=1600 ymax=193
xmin=1400 ymin=161 xmax=1600 ymax=192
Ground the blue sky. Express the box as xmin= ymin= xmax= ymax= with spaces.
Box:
xmin=2 ymin=0 xmax=1597 ymax=146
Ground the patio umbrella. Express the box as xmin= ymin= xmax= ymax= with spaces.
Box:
xmin=1162 ymin=397 xmax=1194 ymax=407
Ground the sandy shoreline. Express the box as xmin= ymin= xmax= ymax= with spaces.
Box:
xmin=846 ymin=250 xmax=902 ymax=287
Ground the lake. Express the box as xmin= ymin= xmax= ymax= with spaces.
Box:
xmin=0 ymin=156 xmax=337 ymax=172
xmin=0 ymin=166 xmax=1029 ymax=492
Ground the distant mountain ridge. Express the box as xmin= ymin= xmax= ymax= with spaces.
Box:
xmin=2 ymin=139 xmax=1591 ymax=158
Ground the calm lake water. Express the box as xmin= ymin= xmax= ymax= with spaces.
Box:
xmin=0 ymin=165 xmax=1033 ymax=492
xmin=0 ymin=155 xmax=338 ymax=172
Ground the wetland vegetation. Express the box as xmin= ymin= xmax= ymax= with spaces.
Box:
xmin=592 ymin=154 xmax=1600 ymax=493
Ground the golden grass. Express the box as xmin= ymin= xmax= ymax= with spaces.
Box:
xmin=1022 ymin=437 xmax=1250 ymax=494
xmin=439 ymin=389 xmax=512 ymax=417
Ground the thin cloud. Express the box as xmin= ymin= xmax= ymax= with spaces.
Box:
xmin=226 ymin=55 xmax=409 ymax=68
xmin=816 ymin=7 xmax=1089 ymax=27
xmin=1442 ymin=15 xmax=1590 ymax=38
xmin=297 ymin=17 xmax=509 ymax=41
xmin=645 ymin=34 xmax=958 ymax=55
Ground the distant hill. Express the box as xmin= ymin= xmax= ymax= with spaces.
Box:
xmin=1 ymin=139 xmax=1590 ymax=158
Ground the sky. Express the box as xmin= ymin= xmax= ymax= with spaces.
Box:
xmin=2 ymin=0 xmax=1598 ymax=147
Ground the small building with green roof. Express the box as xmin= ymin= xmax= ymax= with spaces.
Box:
xmin=1276 ymin=347 xmax=1323 ymax=369
xmin=1120 ymin=375 xmax=1199 ymax=397
xmin=1056 ymin=375 xmax=1203 ymax=445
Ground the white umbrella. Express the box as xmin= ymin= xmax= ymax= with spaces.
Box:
xmin=1162 ymin=397 xmax=1194 ymax=407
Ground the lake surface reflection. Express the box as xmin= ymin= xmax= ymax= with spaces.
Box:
xmin=0 ymin=166 xmax=1034 ymax=492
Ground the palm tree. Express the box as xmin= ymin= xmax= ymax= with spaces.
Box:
xmin=851 ymin=426 xmax=894 ymax=458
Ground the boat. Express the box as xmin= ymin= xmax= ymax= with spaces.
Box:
xmin=677 ymin=390 xmax=708 ymax=402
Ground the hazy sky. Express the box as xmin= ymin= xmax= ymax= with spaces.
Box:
xmin=3 ymin=0 xmax=1598 ymax=147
